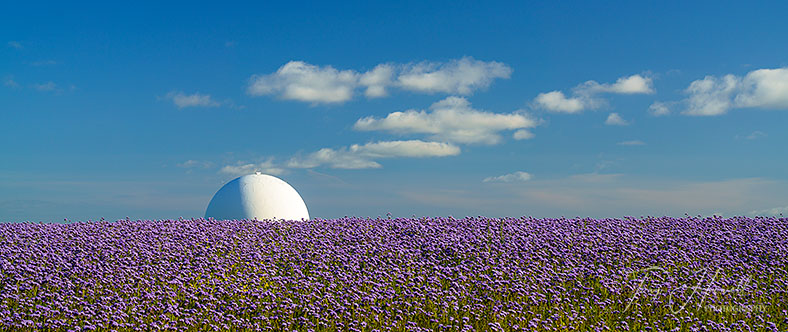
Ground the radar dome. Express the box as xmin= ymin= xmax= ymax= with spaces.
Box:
xmin=205 ymin=172 xmax=309 ymax=221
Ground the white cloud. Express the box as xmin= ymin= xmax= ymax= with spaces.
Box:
xmin=522 ymin=177 xmax=779 ymax=217
xmin=684 ymin=75 xmax=739 ymax=116
xmin=287 ymin=148 xmax=381 ymax=169
xmin=354 ymin=96 xmax=538 ymax=145
xmin=359 ymin=64 xmax=395 ymax=98
xmin=736 ymin=130 xmax=767 ymax=140
xmin=746 ymin=130 xmax=767 ymax=140
xmin=247 ymin=61 xmax=358 ymax=104
xmin=682 ymin=67 xmax=788 ymax=116
xmin=649 ymin=101 xmax=671 ymax=116
xmin=617 ymin=140 xmax=645 ymax=146
xmin=8 ymin=41 xmax=22 ymax=49
xmin=534 ymin=91 xmax=586 ymax=113
xmin=177 ymin=160 xmax=214 ymax=169
xmin=396 ymin=57 xmax=512 ymax=95
xmin=533 ymin=74 xmax=654 ymax=113
xmin=246 ymin=57 xmax=511 ymax=104
xmin=605 ymin=113 xmax=629 ymax=126
xmin=483 ymin=171 xmax=532 ymax=183
xmin=166 ymin=91 xmax=220 ymax=109
xmin=352 ymin=140 xmax=460 ymax=158
xmin=220 ymin=159 xmax=285 ymax=176
xmin=3 ymin=76 xmax=19 ymax=88
xmin=749 ymin=205 xmax=788 ymax=216
xmin=734 ymin=68 xmax=788 ymax=109
xmin=33 ymin=81 xmax=57 ymax=91
xmin=580 ymin=74 xmax=655 ymax=94
xmin=512 ymin=129 xmax=534 ymax=140
xmin=287 ymin=140 xmax=460 ymax=169
xmin=367 ymin=176 xmax=786 ymax=218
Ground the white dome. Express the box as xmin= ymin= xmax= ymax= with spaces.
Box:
xmin=205 ymin=173 xmax=309 ymax=221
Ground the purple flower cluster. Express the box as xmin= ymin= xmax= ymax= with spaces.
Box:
xmin=1 ymin=216 xmax=786 ymax=331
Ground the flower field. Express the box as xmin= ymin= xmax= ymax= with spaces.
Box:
xmin=1 ymin=216 xmax=786 ymax=331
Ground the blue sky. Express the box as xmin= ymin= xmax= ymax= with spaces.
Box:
xmin=2 ymin=1 xmax=788 ymax=222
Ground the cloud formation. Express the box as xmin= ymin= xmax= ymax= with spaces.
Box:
xmin=604 ymin=113 xmax=629 ymax=126
xmin=287 ymin=140 xmax=460 ymax=169
xmin=683 ymin=67 xmax=788 ymax=116
xmin=247 ymin=61 xmax=358 ymax=104
xmin=220 ymin=159 xmax=285 ymax=176
xmin=735 ymin=130 xmax=767 ymax=140
xmin=749 ymin=205 xmax=788 ymax=216
xmin=736 ymin=68 xmax=788 ymax=108
xmin=534 ymin=74 xmax=654 ymax=113
xmin=166 ymin=91 xmax=220 ymax=109
xmin=359 ymin=64 xmax=395 ymax=98
xmin=617 ymin=140 xmax=645 ymax=146
xmin=246 ymin=57 xmax=511 ymax=104
xmin=483 ymin=171 xmax=532 ymax=183
xmin=512 ymin=129 xmax=534 ymax=140
xmin=684 ymin=75 xmax=739 ymax=116
xmin=649 ymin=101 xmax=671 ymax=116
xmin=33 ymin=82 xmax=57 ymax=92
xmin=745 ymin=131 xmax=767 ymax=140
xmin=177 ymin=160 xmax=215 ymax=169
xmin=533 ymin=91 xmax=585 ymax=113
xmin=3 ymin=76 xmax=19 ymax=88
xmin=579 ymin=74 xmax=655 ymax=95
xmin=354 ymin=96 xmax=537 ymax=145
xmin=396 ymin=57 xmax=512 ymax=95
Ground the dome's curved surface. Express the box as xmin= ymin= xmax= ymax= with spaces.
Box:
xmin=205 ymin=173 xmax=309 ymax=221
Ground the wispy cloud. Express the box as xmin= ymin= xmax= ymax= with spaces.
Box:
xmin=649 ymin=101 xmax=671 ymax=116
xmin=682 ymin=67 xmax=788 ymax=116
xmin=533 ymin=74 xmax=654 ymax=113
xmin=354 ymin=96 xmax=538 ymax=145
xmin=604 ymin=113 xmax=629 ymax=126
xmin=512 ymin=129 xmax=534 ymax=140
xmin=177 ymin=160 xmax=215 ymax=169
xmin=287 ymin=140 xmax=460 ymax=169
xmin=33 ymin=81 xmax=57 ymax=92
xmin=166 ymin=91 xmax=220 ymax=109
xmin=579 ymin=74 xmax=655 ymax=95
xmin=3 ymin=76 xmax=19 ymax=88
xmin=735 ymin=130 xmax=767 ymax=140
xmin=402 ymin=176 xmax=785 ymax=218
xmin=522 ymin=177 xmax=779 ymax=217
xmin=745 ymin=131 xmax=767 ymax=140
xmin=220 ymin=159 xmax=285 ymax=176
xmin=288 ymin=148 xmax=382 ymax=169
xmin=246 ymin=57 xmax=511 ymax=104
xmin=617 ymin=140 xmax=645 ymax=146
xmin=749 ymin=205 xmax=788 ymax=216
xmin=396 ymin=57 xmax=512 ymax=95
xmin=683 ymin=75 xmax=739 ymax=116
xmin=533 ymin=91 xmax=585 ymax=113
xmin=483 ymin=171 xmax=532 ymax=183
xmin=7 ymin=41 xmax=22 ymax=49
xmin=359 ymin=64 xmax=395 ymax=97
